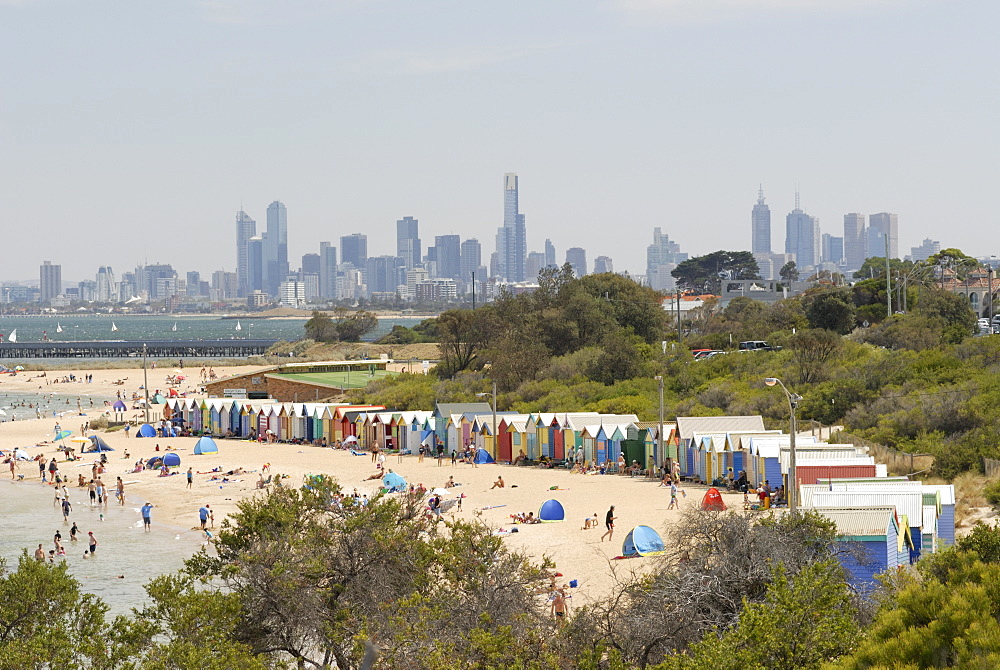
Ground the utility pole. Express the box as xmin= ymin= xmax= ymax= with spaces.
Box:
xmin=655 ymin=375 xmax=665 ymax=471
xmin=471 ymin=271 xmax=476 ymax=310
xmin=885 ymin=234 xmax=892 ymax=318
xmin=676 ymin=291 xmax=682 ymax=344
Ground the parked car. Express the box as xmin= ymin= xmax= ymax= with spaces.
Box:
xmin=739 ymin=340 xmax=781 ymax=352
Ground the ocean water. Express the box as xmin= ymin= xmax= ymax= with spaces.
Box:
xmin=0 ymin=391 xmax=116 ymax=421
xmin=0 ymin=315 xmax=424 ymax=345
xmin=0 ymin=478 xmax=204 ymax=617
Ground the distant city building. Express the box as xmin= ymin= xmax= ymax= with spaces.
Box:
xmin=340 ymin=233 xmax=368 ymax=269
xmin=366 ymin=255 xmax=404 ymax=295
xmin=185 ymin=271 xmax=201 ymax=298
xmin=910 ymin=238 xmax=941 ymax=263
xmin=96 ymin=266 xmax=117 ymax=302
xmin=247 ymin=237 xmax=264 ymax=293
xmin=414 ymin=279 xmax=458 ymax=302
xmin=593 ymin=256 xmax=613 ymax=274
xmin=435 ymin=234 xmax=461 ymax=280
xmin=405 ymin=267 xmax=430 ymax=300
xmin=142 ymin=264 xmax=178 ymax=300
xmin=751 ymin=185 xmax=771 ymax=254
xmin=460 ymin=238 xmax=482 ymax=286
xmin=212 ymin=271 xmax=238 ymax=300
xmin=646 ymin=228 xmax=687 ymax=291
xmin=544 ymin=239 xmax=556 ymax=268
xmin=821 ymin=234 xmax=844 ymax=265
xmin=235 ymin=210 xmax=256 ymax=297
xmin=319 ymin=242 xmax=338 ymax=299
xmin=39 ymin=261 xmax=61 ymax=302
xmin=785 ymin=193 xmax=820 ymax=272
xmin=278 ymin=281 xmax=306 ymax=309
xmin=565 ymin=248 xmax=587 ymax=277
xmin=396 ymin=217 xmax=421 ymax=269
xmin=526 ymin=252 xmax=545 ymax=281
xmin=247 ymin=290 xmax=270 ymax=308
xmin=263 ymin=201 xmax=288 ymax=297
xmin=843 ymin=213 xmax=867 ymax=272
xmin=301 ymin=253 xmax=320 ymax=276
xmin=336 ymin=268 xmax=364 ymax=301
xmin=77 ymin=280 xmax=97 ymax=302
xmin=868 ymin=212 xmax=899 ymax=260
xmin=495 ymin=173 xmax=527 ymax=281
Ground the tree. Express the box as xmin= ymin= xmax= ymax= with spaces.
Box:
xmin=304 ymin=311 xmax=339 ymax=342
xmin=435 ymin=308 xmax=493 ymax=377
xmin=804 ymin=290 xmax=856 ymax=334
xmin=672 ymin=251 xmax=761 ymax=294
xmin=788 ymin=328 xmax=842 ymax=385
xmin=779 ymin=261 xmax=799 ymax=282
xmin=852 ymin=256 xmax=912 ymax=280
xmin=332 ymin=308 xmax=379 ymax=342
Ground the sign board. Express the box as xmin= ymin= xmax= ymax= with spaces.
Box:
xmin=251 ymin=377 xmax=262 ymax=385
xmin=422 ymin=361 xmax=430 ymax=372
xmin=223 ymin=389 xmax=248 ymax=398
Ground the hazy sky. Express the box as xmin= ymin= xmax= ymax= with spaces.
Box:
xmin=1 ymin=0 xmax=997 ymax=282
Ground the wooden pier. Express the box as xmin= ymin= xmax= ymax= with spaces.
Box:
xmin=0 ymin=339 xmax=279 ymax=359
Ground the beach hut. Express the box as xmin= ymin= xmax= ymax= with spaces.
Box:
xmin=84 ymin=436 xmax=114 ymax=453
xmin=808 ymin=490 xmax=926 ymax=562
xmin=163 ymin=453 xmax=181 ymax=467
xmin=922 ymin=485 xmax=956 ymax=547
xmin=813 ymin=507 xmax=910 ymax=592
xmin=538 ymin=499 xmax=565 ymax=522
xmin=382 ymin=471 xmax=407 ymax=493
xmin=193 ymin=436 xmax=219 ymax=455
xmin=700 ymin=487 xmax=727 ymax=511
xmin=622 ymin=525 xmax=666 ymax=557
xmin=474 ymin=448 xmax=495 ymax=465
xmin=137 ymin=423 xmax=156 ymax=438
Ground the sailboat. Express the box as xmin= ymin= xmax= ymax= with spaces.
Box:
xmin=8 ymin=329 xmax=16 ymax=343
xmin=171 ymin=322 xmax=177 ymax=332
xmin=56 ymin=322 xmax=63 ymax=333
xmin=111 ymin=322 xmax=118 ymax=332
xmin=235 ymin=320 xmax=242 ymax=332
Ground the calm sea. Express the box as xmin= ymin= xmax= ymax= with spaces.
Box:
xmin=0 ymin=478 xmax=203 ymax=617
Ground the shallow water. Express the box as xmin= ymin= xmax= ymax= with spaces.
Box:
xmin=0 ymin=478 xmax=204 ymax=617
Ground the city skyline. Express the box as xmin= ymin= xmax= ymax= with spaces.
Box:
xmin=1 ymin=1 xmax=995 ymax=280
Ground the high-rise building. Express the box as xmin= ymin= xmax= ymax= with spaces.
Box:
xmin=341 ymin=234 xmax=368 ymax=269
xmin=435 ymin=235 xmax=461 ymax=280
xmin=544 ymin=239 xmax=556 ymax=268
xmin=821 ymin=234 xmax=844 ymax=265
xmin=185 ymin=271 xmax=201 ymax=297
xmin=843 ymin=213 xmax=867 ymax=272
xmin=212 ymin=271 xmax=238 ymax=299
xmin=495 ymin=173 xmax=527 ymax=281
xmin=396 ymin=217 xmax=421 ymax=269
xmin=566 ymin=248 xmax=587 ymax=277
xmin=785 ymin=193 xmax=820 ymax=272
xmin=319 ymin=242 xmax=338 ymax=299
xmin=263 ymin=201 xmax=288 ymax=297
xmin=910 ymin=238 xmax=940 ymax=263
xmin=366 ymin=256 xmax=404 ymax=294
xmin=460 ymin=238 xmax=482 ymax=285
xmin=526 ymin=252 xmax=545 ymax=281
xmin=247 ymin=237 xmax=264 ymax=293
xmin=39 ymin=261 xmax=61 ymax=302
xmin=235 ymin=210 xmax=256 ymax=297
xmin=868 ymin=212 xmax=899 ymax=260
xmin=96 ymin=266 xmax=117 ymax=302
xmin=646 ymin=228 xmax=687 ymax=291
xmin=593 ymin=256 xmax=613 ymax=274
xmin=301 ymin=253 xmax=320 ymax=275
xmin=751 ymin=185 xmax=771 ymax=254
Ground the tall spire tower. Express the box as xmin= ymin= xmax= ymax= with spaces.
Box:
xmin=751 ymin=185 xmax=771 ymax=254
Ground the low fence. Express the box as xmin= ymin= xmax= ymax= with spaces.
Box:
xmin=833 ymin=431 xmax=934 ymax=476
xmin=985 ymin=458 xmax=1000 ymax=479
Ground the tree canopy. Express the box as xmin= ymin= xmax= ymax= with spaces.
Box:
xmin=671 ymin=251 xmax=761 ymax=294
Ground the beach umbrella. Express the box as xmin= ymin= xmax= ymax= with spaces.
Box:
xmin=429 ymin=488 xmax=451 ymax=497
xmin=382 ymin=471 xmax=407 ymax=492
xmin=343 ymin=435 xmax=359 ymax=443
xmin=69 ymin=437 xmax=91 ymax=444
xmin=54 ymin=430 xmax=72 ymax=441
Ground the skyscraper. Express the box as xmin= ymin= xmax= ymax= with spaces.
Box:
xmin=247 ymin=236 xmax=264 ymax=293
xmin=460 ymin=238 xmax=482 ymax=284
xmin=263 ymin=201 xmax=288 ymax=297
xmin=910 ymin=238 xmax=940 ymax=263
xmin=340 ymin=234 xmax=368 ymax=269
xmin=544 ymin=239 xmax=556 ymax=268
xmin=751 ymin=185 xmax=771 ymax=254
xmin=495 ymin=173 xmax=527 ymax=281
xmin=319 ymin=242 xmax=338 ymax=299
xmin=526 ymin=252 xmax=545 ymax=281
xmin=646 ymin=228 xmax=687 ymax=291
xmin=435 ymin=235 xmax=461 ymax=280
xmin=565 ymin=248 xmax=587 ymax=277
xmin=821 ymin=234 xmax=844 ymax=265
xmin=301 ymin=253 xmax=320 ymax=275
xmin=235 ymin=210 xmax=256 ymax=297
xmin=396 ymin=217 xmax=421 ymax=269
xmin=843 ymin=213 xmax=867 ymax=272
xmin=39 ymin=261 xmax=61 ymax=302
xmin=96 ymin=266 xmax=117 ymax=302
xmin=868 ymin=212 xmax=899 ymax=260
xmin=366 ymin=256 xmax=404 ymax=294
xmin=785 ymin=192 xmax=820 ymax=272
xmin=593 ymin=256 xmax=613 ymax=274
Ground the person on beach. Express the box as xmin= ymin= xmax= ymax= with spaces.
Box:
xmin=551 ymin=585 xmax=570 ymax=626
xmin=61 ymin=497 xmax=72 ymax=523
xmin=600 ymin=506 xmax=617 ymax=543
xmin=87 ymin=531 xmax=97 ymax=555
xmin=88 ymin=480 xmax=96 ymax=506
xmin=668 ymin=482 xmax=683 ymax=510
xmin=199 ymin=505 xmax=210 ymax=530
xmin=124 ymin=423 xmax=130 ymax=438
xmin=54 ymin=530 xmax=63 ymax=555
xmin=490 ymin=476 xmax=505 ymax=490
xmin=141 ymin=502 xmax=153 ymax=532
xmin=8 ymin=458 xmax=15 ymax=480
xmin=95 ymin=480 xmax=105 ymax=507
xmin=70 ymin=522 xmax=79 ymax=542
xmin=116 ymin=477 xmax=125 ymax=505
xmin=186 ymin=467 xmax=193 ymax=489
xmin=34 ymin=544 xmax=45 ymax=562
xmin=39 ymin=458 xmax=46 ymax=481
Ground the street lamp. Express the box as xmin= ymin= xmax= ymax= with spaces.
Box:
xmin=655 ymin=375 xmax=665 ymax=476
xmin=476 ymin=380 xmax=497 ymax=455
xmin=764 ymin=377 xmax=802 ymax=512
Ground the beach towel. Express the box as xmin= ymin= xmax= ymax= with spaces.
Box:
xmin=350 ymin=449 xmax=366 ymax=456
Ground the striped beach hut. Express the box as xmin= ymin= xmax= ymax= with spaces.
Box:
xmin=813 ymin=507 xmax=912 ymax=592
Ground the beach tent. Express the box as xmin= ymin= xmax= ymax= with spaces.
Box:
xmin=382 ymin=471 xmax=407 ymax=493
xmin=146 ymin=456 xmax=164 ymax=469
xmin=474 ymin=448 xmax=496 ymax=464
xmin=13 ymin=448 xmax=29 ymax=460
xmin=137 ymin=423 xmax=156 ymax=438
xmin=622 ymin=525 xmax=666 ymax=557
xmin=162 ymin=453 xmax=181 ymax=467
xmin=538 ymin=499 xmax=566 ymax=522
xmin=152 ymin=393 xmax=166 ymax=404
xmin=193 ymin=436 xmax=219 ymax=455
xmin=112 ymin=400 xmax=127 ymax=411
xmin=701 ymin=487 xmax=727 ymax=511
xmin=83 ymin=436 xmax=114 ymax=453
xmin=343 ymin=435 xmax=359 ymax=444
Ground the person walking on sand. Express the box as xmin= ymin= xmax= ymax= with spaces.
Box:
xmin=199 ymin=504 xmax=210 ymax=530
xmin=186 ymin=467 xmax=193 ymax=489
xmin=551 ymin=585 xmax=570 ymax=627
xmin=668 ymin=481 xmax=682 ymax=510
xmin=8 ymin=458 xmax=15 ymax=480
xmin=600 ymin=506 xmax=617 ymax=543
xmin=141 ymin=502 xmax=153 ymax=532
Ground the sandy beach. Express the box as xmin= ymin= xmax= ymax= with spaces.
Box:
xmin=0 ymin=364 xmax=726 ymax=604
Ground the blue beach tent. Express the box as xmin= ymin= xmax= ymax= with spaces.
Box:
xmin=83 ymin=436 xmax=114 ymax=453
xmin=137 ymin=423 xmax=156 ymax=438
xmin=193 ymin=436 xmax=219 ymax=455
xmin=163 ymin=453 xmax=181 ymax=467
xmin=622 ymin=525 xmax=666 ymax=558
xmin=146 ymin=456 xmax=163 ymax=469
xmin=474 ymin=448 xmax=495 ymax=464
xmin=538 ymin=499 xmax=565 ymax=522
xmin=112 ymin=400 xmax=128 ymax=412
xmin=382 ymin=471 xmax=407 ymax=493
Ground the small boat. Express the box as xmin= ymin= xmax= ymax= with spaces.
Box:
xmin=235 ymin=320 xmax=242 ymax=332
xmin=111 ymin=322 xmax=118 ymax=332
xmin=8 ymin=329 xmax=16 ymax=343
xmin=171 ymin=322 xmax=177 ymax=332
xmin=56 ymin=322 xmax=63 ymax=333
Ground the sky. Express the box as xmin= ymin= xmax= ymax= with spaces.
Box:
xmin=1 ymin=0 xmax=997 ymax=282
